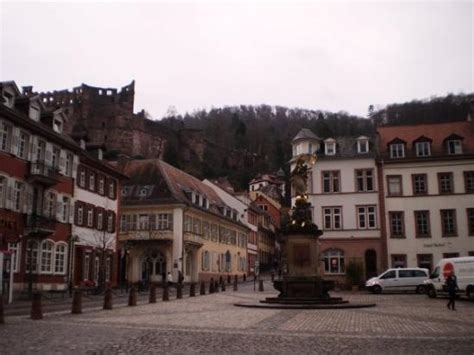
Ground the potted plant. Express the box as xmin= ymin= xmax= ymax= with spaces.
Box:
xmin=345 ymin=259 xmax=364 ymax=291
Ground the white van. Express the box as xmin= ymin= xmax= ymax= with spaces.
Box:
xmin=365 ymin=268 xmax=429 ymax=294
xmin=424 ymin=257 xmax=474 ymax=300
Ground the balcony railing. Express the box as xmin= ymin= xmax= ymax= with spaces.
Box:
xmin=28 ymin=161 xmax=60 ymax=186
xmin=119 ymin=230 xmax=174 ymax=242
xmin=183 ymin=232 xmax=204 ymax=247
xmin=24 ymin=213 xmax=56 ymax=238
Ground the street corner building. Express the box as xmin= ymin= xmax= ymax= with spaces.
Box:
xmin=115 ymin=158 xmax=250 ymax=286
xmin=0 ymin=81 xmax=126 ymax=296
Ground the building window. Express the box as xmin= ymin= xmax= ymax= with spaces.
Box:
xmin=357 ymin=205 xmax=377 ymax=229
xmin=98 ymin=177 xmax=105 ymax=195
xmin=54 ymin=243 xmax=67 ymax=274
xmin=157 ymin=214 xmax=172 ymax=230
xmin=44 ymin=191 xmax=57 ymax=219
xmin=391 ymin=254 xmax=407 ymax=268
xmin=323 ymin=249 xmax=345 ymax=274
xmin=89 ymin=172 xmax=96 ymax=191
xmin=26 ymin=240 xmax=39 ymax=273
xmin=438 ymin=172 xmax=453 ymax=194
xmin=51 ymin=147 xmax=60 ymax=169
xmin=389 ymin=211 xmax=405 ymax=238
xmin=79 ymin=169 xmax=86 ymax=188
xmin=387 ymin=175 xmax=402 ymax=196
xmin=415 ymin=141 xmax=431 ymax=157
xmin=83 ymin=253 xmax=90 ymax=281
xmin=65 ymin=154 xmax=73 ymax=176
xmin=464 ymin=171 xmax=474 ymax=193
xmin=202 ymin=250 xmax=210 ymax=271
xmin=12 ymin=181 xmax=23 ymax=212
xmin=355 ymin=169 xmax=374 ymax=192
xmin=36 ymin=140 xmax=46 ymax=162
xmin=390 ymin=143 xmax=405 ymax=158
xmin=87 ymin=206 xmax=94 ymax=227
xmin=138 ymin=214 xmax=149 ymax=230
xmin=443 ymin=252 xmax=460 ymax=259
xmin=107 ymin=212 xmax=114 ymax=232
xmin=357 ymin=139 xmax=369 ymax=153
xmin=468 ymin=208 xmax=474 ymax=236
xmin=322 ymin=171 xmax=340 ymax=193
xmin=17 ymin=131 xmax=30 ymax=159
xmin=446 ymin=140 xmax=462 ymax=155
xmin=120 ymin=214 xmax=128 ymax=232
xmin=323 ymin=207 xmax=342 ymax=230
xmin=184 ymin=215 xmax=193 ymax=232
xmin=412 ymin=174 xmax=427 ymax=195
xmin=211 ymin=224 xmax=218 ymax=242
xmin=417 ymin=254 xmax=433 ymax=273
xmin=202 ymin=222 xmax=210 ymax=239
xmin=108 ymin=180 xmax=115 ymax=199
xmin=40 ymin=240 xmax=54 ymax=273
xmin=0 ymin=121 xmax=12 ymax=152
xmin=97 ymin=210 xmax=103 ymax=230
xmin=414 ymin=210 xmax=430 ymax=238
xmin=77 ymin=204 xmax=84 ymax=226
xmin=325 ymin=140 xmax=336 ymax=155
xmin=7 ymin=242 xmax=20 ymax=273
xmin=440 ymin=209 xmax=457 ymax=237
xmin=62 ymin=196 xmax=69 ymax=223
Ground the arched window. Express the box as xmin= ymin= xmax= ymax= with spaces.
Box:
xmin=323 ymin=249 xmax=345 ymax=274
xmin=26 ymin=240 xmax=39 ymax=272
xmin=225 ymin=250 xmax=231 ymax=273
xmin=40 ymin=240 xmax=54 ymax=273
xmin=54 ymin=243 xmax=67 ymax=274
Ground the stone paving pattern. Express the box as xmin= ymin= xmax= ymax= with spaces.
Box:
xmin=1 ymin=281 xmax=473 ymax=354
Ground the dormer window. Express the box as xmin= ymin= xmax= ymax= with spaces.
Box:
xmin=2 ymin=91 xmax=14 ymax=108
xmin=415 ymin=141 xmax=431 ymax=157
xmin=325 ymin=139 xmax=336 ymax=156
xmin=357 ymin=138 xmax=369 ymax=154
xmin=138 ymin=187 xmax=148 ymax=197
xmin=389 ymin=139 xmax=405 ymax=158
xmin=53 ymin=119 xmax=63 ymax=133
xmin=121 ymin=186 xmax=129 ymax=196
xmin=447 ymin=139 xmax=462 ymax=155
xmin=29 ymin=105 xmax=40 ymax=121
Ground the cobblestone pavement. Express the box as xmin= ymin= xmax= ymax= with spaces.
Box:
xmin=1 ymin=281 xmax=473 ymax=354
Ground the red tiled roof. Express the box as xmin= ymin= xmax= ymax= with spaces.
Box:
xmin=377 ymin=121 xmax=474 ymax=155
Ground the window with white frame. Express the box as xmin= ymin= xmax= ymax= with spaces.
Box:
xmin=120 ymin=214 xmax=128 ymax=232
xmin=89 ymin=172 xmax=95 ymax=191
xmin=65 ymin=154 xmax=73 ymax=176
xmin=26 ymin=240 xmax=39 ymax=273
xmin=446 ymin=139 xmax=462 ymax=155
xmin=51 ymin=147 xmax=60 ymax=169
xmin=355 ymin=169 xmax=374 ymax=192
xmin=0 ymin=121 xmax=12 ymax=152
xmin=325 ymin=139 xmax=336 ymax=155
xmin=184 ymin=215 xmax=193 ymax=232
xmin=390 ymin=143 xmax=405 ymax=158
xmin=357 ymin=205 xmax=377 ymax=229
xmin=158 ymin=213 xmax=172 ymax=230
xmin=36 ymin=140 xmax=46 ymax=162
xmin=322 ymin=171 xmax=340 ymax=193
xmin=40 ymin=240 xmax=54 ymax=273
xmin=17 ymin=131 xmax=29 ymax=159
xmin=87 ymin=206 xmax=94 ymax=227
xmin=387 ymin=175 xmax=402 ymax=196
xmin=97 ymin=210 xmax=103 ymax=230
xmin=323 ymin=249 xmax=345 ymax=274
xmin=98 ymin=177 xmax=105 ymax=195
xmin=62 ymin=196 xmax=69 ymax=223
xmin=79 ymin=169 xmax=86 ymax=188
xmin=193 ymin=217 xmax=202 ymax=235
xmin=323 ymin=207 xmax=342 ymax=230
xmin=357 ymin=138 xmax=369 ymax=153
xmin=107 ymin=212 xmax=114 ymax=232
xmin=202 ymin=250 xmax=210 ymax=271
xmin=138 ymin=214 xmax=149 ymax=230
xmin=77 ymin=204 xmax=84 ymax=225
xmin=415 ymin=141 xmax=431 ymax=157
xmin=108 ymin=180 xmax=115 ymax=198
xmin=7 ymin=242 xmax=20 ymax=273
xmin=13 ymin=181 xmax=23 ymax=212
xmin=54 ymin=243 xmax=67 ymax=274
xmin=46 ymin=191 xmax=56 ymax=218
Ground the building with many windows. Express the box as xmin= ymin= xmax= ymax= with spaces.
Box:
xmin=377 ymin=120 xmax=474 ymax=271
xmin=116 ymin=159 xmax=249 ymax=285
xmin=290 ymin=129 xmax=383 ymax=286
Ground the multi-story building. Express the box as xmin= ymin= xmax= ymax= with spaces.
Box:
xmin=0 ymin=81 xmax=124 ymax=296
xmin=116 ymin=159 xmax=249 ymax=284
xmin=290 ymin=128 xmax=384 ymax=285
xmin=0 ymin=82 xmax=79 ymax=293
xmin=377 ymin=120 xmax=474 ymax=271
xmin=70 ymin=141 xmax=125 ymax=289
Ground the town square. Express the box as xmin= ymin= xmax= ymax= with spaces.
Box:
xmin=1 ymin=1 xmax=473 ymax=354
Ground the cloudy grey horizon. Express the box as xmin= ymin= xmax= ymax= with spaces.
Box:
xmin=1 ymin=1 xmax=472 ymax=119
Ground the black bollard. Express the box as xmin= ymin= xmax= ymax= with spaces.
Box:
xmin=259 ymin=279 xmax=264 ymax=292
xmin=162 ymin=286 xmax=169 ymax=301
xmin=177 ymin=283 xmax=183 ymax=299
xmin=128 ymin=286 xmax=137 ymax=306
xmin=71 ymin=290 xmax=83 ymax=314
xmin=227 ymin=275 xmax=231 ymax=284
xmin=0 ymin=295 xmax=4 ymax=324
xmin=200 ymin=281 xmax=206 ymax=295
xmin=233 ymin=276 xmax=238 ymax=291
xmin=190 ymin=283 xmax=196 ymax=297
xmin=149 ymin=284 xmax=156 ymax=303
xmin=31 ymin=292 xmax=43 ymax=320
xmin=243 ymin=274 xmax=246 ymax=282
xmin=221 ymin=281 xmax=226 ymax=292
xmin=103 ymin=288 xmax=113 ymax=310
xmin=209 ymin=278 xmax=215 ymax=294
xmin=214 ymin=280 xmax=219 ymax=293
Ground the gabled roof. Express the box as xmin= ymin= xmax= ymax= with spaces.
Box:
xmin=292 ymin=128 xmax=321 ymax=142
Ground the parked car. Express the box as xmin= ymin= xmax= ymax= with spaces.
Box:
xmin=424 ymin=257 xmax=474 ymax=300
xmin=365 ymin=268 xmax=429 ymax=294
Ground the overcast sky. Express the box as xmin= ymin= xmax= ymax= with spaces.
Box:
xmin=1 ymin=1 xmax=472 ymax=118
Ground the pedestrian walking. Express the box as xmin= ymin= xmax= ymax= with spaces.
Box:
xmin=446 ymin=271 xmax=458 ymax=310
xmin=167 ymin=272 xmax=174 ymax=287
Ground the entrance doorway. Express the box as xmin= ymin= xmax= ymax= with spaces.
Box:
xmin=141 ymin=250 xmax=166 ymax=283
xmin=365 ymin=249 xmax=377 ymax=279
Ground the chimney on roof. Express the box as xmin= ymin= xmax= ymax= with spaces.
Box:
xmin=117 ymin=153 xmax=131 ymax=172
xmin=22 ymin=86 xmax=33 ymax=96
